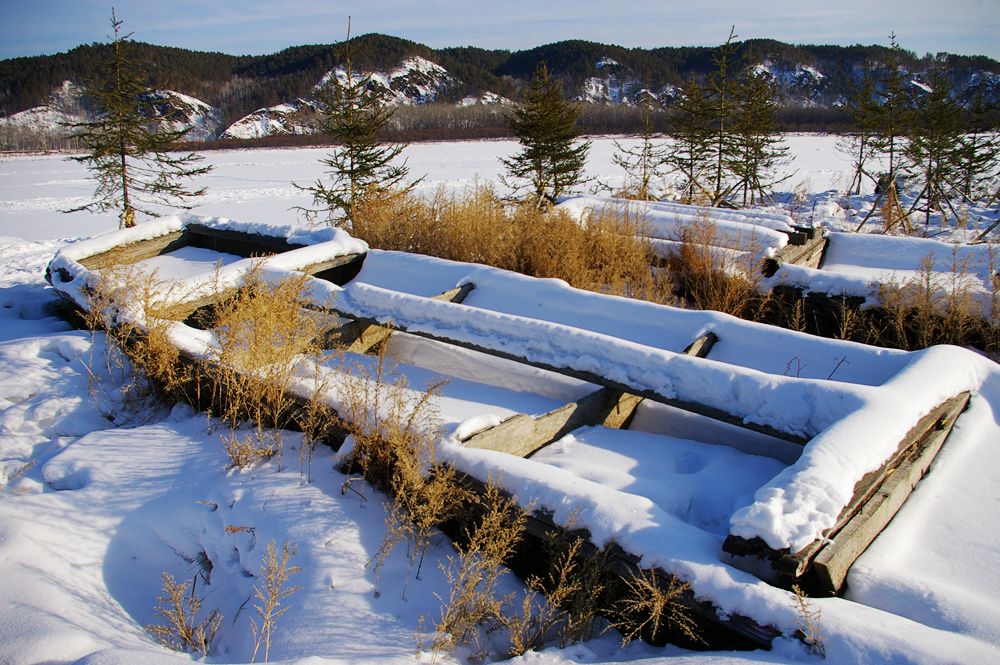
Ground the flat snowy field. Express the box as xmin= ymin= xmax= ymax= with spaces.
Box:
xmin=1 ymin=136 xmax=999 ymax=665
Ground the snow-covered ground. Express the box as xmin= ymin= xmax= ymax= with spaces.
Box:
xmin=1 ymin=134 xmax=858 ymax=243
xmin=1 ymin=136 xmax=1000 ymax=665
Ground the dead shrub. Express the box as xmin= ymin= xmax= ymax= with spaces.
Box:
xmin=82 ymin=265 xmax=196 ymax=415
xmin=873 ymin=248 xmax=998 ymax=356
xmin=147 ymin=572 xmax=223 ymax=656
xmin=351 ymin=186 xmax=659 ymax=300
xmin=335 ymin=348 xmax=470 ymax=593
xmin=502 ymin=528 xmax=609 ymax=656
xmin=250 ymin=540 xmax=302 ymax=663
xmin=427 ymin=479 xmax=527 ymax=658
xmin=611 ymin=567 xmax=699 ymax=648
xmin=666 ymin=216 xmax=771 ymax=319
xmin=208 ymin=267 xmax=335 ymax=469
xmin=791 ymin=584 xmax=825 ymax=657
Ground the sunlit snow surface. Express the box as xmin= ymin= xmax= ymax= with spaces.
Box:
xmin=1 ymin=138 xmax=1000 ymax=664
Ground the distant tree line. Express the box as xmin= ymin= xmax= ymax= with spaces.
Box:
xmin=4 ymin=33 xmax=998 ymax=136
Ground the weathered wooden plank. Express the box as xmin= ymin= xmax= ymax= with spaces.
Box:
xmin=185 ymin=223 xmax=305 ymax=256
xmin=329 ymin=306 xmax=806 ymax=444
xmin=166 ymin=252 xmax=366 ymax=323
xmin=809 ymin=391 xmax=971 ymax=594
xmin=722 ymin=391 xmax=970 ymax=594
xmin=762 ymin=232 xmax=827 ymax=276
xmin=77 ymin=230 xmax=189 ymax=270
xmin=462 ymin=330 xmax=718 ymax=458
xmin=338 ymin=283 xmax=476 ymax=354
xmin=683 ymin=331 xmax=719 ymax=358
xmin=461 ymin=388 xmax=644 ymax=457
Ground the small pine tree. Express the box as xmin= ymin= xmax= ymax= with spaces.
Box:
xmin=872 ymin=33 xmax=915 ymax=189
xmin=612 ymin=101 xmax=670 ymax=200
xmin=501 ymin=62 xmax=590 ymax=206
xmin=666 ymin=75 xmax=715 ymax=203
xmin=64 ymin=10 xmax=211 ymax=228
xmin=956 ymin=80 xmax=1000 ymax=202
xmin=705 ymin=27 xmax=742 ymax=205
xmin=837 ymin=60 xmax=881 ymax=194
xmin=298 ymin=20 xmax=412 ymax=228
xmin=728 ymin=71 xmax=789 ymax=206
xmin=904 ymin=63 xmax=966 ymax=224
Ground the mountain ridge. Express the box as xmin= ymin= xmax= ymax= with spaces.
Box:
xmin=2 ymin=33 xmax=998 ymax=146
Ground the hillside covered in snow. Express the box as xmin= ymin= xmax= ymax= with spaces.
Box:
xmin=2 ymin=33 xmax=998 ymax=145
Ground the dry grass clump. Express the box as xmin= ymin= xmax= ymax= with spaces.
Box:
xmin=147 ymin=572 xmax=223 ymax=657
xmin=611 ymin=568 xmax=698 ymax=648
xmin=791 ymin=584 xmax=825 ymax=657
xmin=502 ymin=528 xmax=608 ymax=656
xmin=336 ymin=349 xmax=471 ymax=592
xmin=428 ymin=479 xmax=527 ymax=658
xmin=1 ymin=459 xmax=37 ymax=496
xmin=873 ymin=248 xmax=999 ymax=356
xmin=351 ymin=186 xmax=660 ymax=299
xmin=208 ymin=267 xmax=335 ymax=469
xmin=665 ymin=216 xmax=772 ymax=319
xmin=250 ymin=540 xmax=302 ymax=663
xmin=82 ymin=265 xmax=196 ymax=414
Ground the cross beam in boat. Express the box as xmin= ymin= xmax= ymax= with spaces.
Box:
xmin=461 ymin=331 xmax=719 ymax=458
xmin=327 ymin=301 xmax=807 ymax=444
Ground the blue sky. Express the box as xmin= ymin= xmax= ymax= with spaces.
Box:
xmin=1 ymin=0 xmax=997 ymax=60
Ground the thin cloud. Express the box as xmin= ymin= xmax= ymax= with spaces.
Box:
xmin=1 ymin=0 xmax=996 ymax=59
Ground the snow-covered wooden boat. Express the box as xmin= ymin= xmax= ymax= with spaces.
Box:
xmin=45 ymin=214 xmax=368 ymax=316
xmin=45 ymin=216 xmax=988 ymax=648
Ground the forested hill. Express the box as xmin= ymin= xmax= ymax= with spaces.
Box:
xmin=2 ymin=33 xmax=998 ymax=137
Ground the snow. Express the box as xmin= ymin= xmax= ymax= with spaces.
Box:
xmin=1 ymin=138 xmax=1000 ymax=665
xmin=557 ymin=195 xmax=794 ymax=256
xmin=221 ymin=100 xmax=319 ymax=140
xmin=767 ymin=231 xmax=998 ymax=315
xmin=317 ymin=56 xmax=456 ymax=106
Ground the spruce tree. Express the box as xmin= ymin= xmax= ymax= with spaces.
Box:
xmin=666 ymin=75 xmax=714 ymax=203
xmin=728 ymin=71 xmax=789 ymax=206
xmin=904 ymin=63 xmax=966 ymax=223
xmin=501 ymin=62 xmax=590 ymax=205
xmin=837 ymin=60 xmax=881 ymax=194
xmin=957 ymin=80 xmax=999 ymax=203
xmin=65 ymin=11 xmax=210 ymax=228
xmin=872 ymin=33 xmax=914 ymax=189
xmin=299 ymin=22 xmax=411 ymax=227
xmin=706 ymin=28 xmax=741 ymax=204
xmin=612 ymin=101 xmax=670 ymax=200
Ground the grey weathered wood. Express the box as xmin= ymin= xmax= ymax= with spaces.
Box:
xmin=462 ymin=330 xmax=719 ymax=457
xmin=77 ymin=230 xmax=189 ymax=270
xmin=335 ymin=283 xmax=476 ymax=354
xmin=809 ymin=391 xmax=971 ymax=594
xmin=165 ymin=252 xmax=365 ymax=322
xmin=329 ymin=305 xmax=805 ymax=443
xmin=722 ymin=391 xmax=970 ymax=594
xmin=683 ymin=331 xmax=719 ymax=358
xmin=762 ymin=233 xmax=827 ymax=276
xmin=461 ymin=388 xmax=644 ymax=457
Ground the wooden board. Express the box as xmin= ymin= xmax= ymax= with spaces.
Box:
xmin=461 ymin=387 xmax=643 ymax=458
xmin=328 ymin=304 xmax=807 ymax=444
xmin=328 ymin=283 xmax=477 ymax=354
xmin=722 ymin=391 xmax=970 ymax=595
xmin=809 ymin=391 xmax=971 ymax=594
xmin=762 ymin=232 xmax=827 ymax=277
xmin=76 ymin=230 xmax=189 ymax=270
xmin=166 ymin=252 xmax=365 ymax=322
xmin=461 ymin=331 xmax=719 ymax=458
